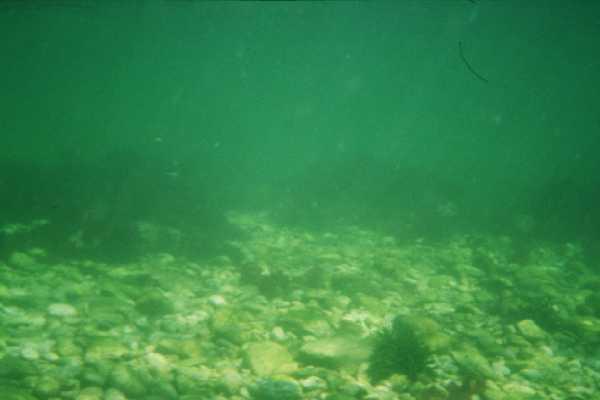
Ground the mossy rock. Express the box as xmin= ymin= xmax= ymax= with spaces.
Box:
xmin=1 ymin=386 xmax=37 ymax=400
xmin=0 ymin=355 xmax=38 ymax=379
xmin=135 ymin=292 xmax=174 ymax=317
xmin=244 ymin=341 xmax=298 ymax=376
xmin=298 ymin=336 xmax=370 ymax=370
xmin=249 ymin=378 xmax=302 ymax=400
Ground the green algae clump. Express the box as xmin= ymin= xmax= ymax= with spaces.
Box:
xmin=367 ymin=316 xmax=430 ymax=384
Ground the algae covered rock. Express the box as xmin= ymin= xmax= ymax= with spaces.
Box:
xmin=174 ymin=365 xmax=215 ymax=396
xmin=8 ymin=251 xmax=37 ymax=269
xmin=451 ymin=345 xmax=497 ymax=380
xmin=135 ymin=292 xmax=174 ymax=317
xmin=32 ymin=375 xmax=62 ymax=398
xmin=249 ymin=378 xmax=302 ymax=400
xmin=76 ymin=386 xmax=104 ymax=400
xmin=84 ymin=337 xmax=130 ymax=362
xmin=2 ymin=386 xmax=38 ymax=400
xmin=109 ymin=365 xmax=146 ymax=397
xmin=299 ymin=336 xmax=370 ymax=369
xmin=47 ymin=303 xmax=78 ymax=317
xmin=410 ymin=316 xmax=453 ymax=352
xmin=0 ymin=354 xmax=38 ymax=379
xmin=516 ymin=319 xmax=547 ymax=341
xmin=244 ymin=341 xmax=298 ymax=376
xmin=104 ymin=388 xmax=128 ymax=400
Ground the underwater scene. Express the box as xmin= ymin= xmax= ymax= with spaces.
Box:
xmin=1 ymin=1 xmax=600 ymax=399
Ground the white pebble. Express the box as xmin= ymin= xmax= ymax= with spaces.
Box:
xmin=21 ymin=346 xmax=39 ymax=360
xmin=271 ymin=326 xmax=287 ymax=341
xmin=48 ymin=303 xmax=78 ymax=317
xmin=208 ymin=294 xmax=226 ymax=306
xmin=301 ymin=376 xmax=327 ymax=391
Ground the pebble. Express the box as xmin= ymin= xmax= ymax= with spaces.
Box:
xmin=300 ymin=376 xmax=327 ymax=391
xmin=516 ymin=319 xmax=546 ymax=340
xmin=271 ymin=326 xmax=287 ymax=341
xmin=209 ymin=294 xmax=227 ymax=306
xmin=48 ymin=303 xmax=78 ymax=317
xmin=21 ymin=345 xmax=40 ymax=360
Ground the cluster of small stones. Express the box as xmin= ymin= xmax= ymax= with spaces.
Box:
xmin=1 ymin=213 xmax=599 ymax=400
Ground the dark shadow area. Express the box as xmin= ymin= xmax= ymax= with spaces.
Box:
xmin=2 ymin=152 xmax=599 ymax=264
xmin=265 ymin=156 xmax=600 ymax=248
xmin=0 ymin=151 xmax=240 ymax=263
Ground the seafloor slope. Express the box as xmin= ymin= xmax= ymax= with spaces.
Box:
xmin=1 ymin=212 xmax=599 ymax=400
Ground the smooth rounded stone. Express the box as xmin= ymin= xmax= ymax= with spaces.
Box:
xmin=516 ymin=320 xmax=546 ymax=340
xmin=104 ymin=388 xmax=128 ymax=400
xmin=156 ymin=338 xmax=203 ymax=359
xmin=21 ymin=338 xmax=54 ymax=358
xmin=490 ymin=360 xmax=511 ymax=378
xmin=395 ymin=395 xmax=417 ymax=400
xmin=0 ymin=354 xmax=37 ymax=379
xmin=211 ymin=309 xmax=250 ymax=344
xmin=501 ymin=382 xmax=538 ymax=399
xmin=48 ymin=303 xmax=78 ymax=317
xmin=336 ymin=381 xmax=368 ymax=398
xmin=208 ymin=294 xmax=227 ymax=306
xmin=411 ymin=317 xmax=454 ymax=352
xmin=16 ymin=313 xmax=47 ymax=328
xmin=178 ymin=396 xmax=210 ymax=400
xmin=135 ymin=292 xmax=174 ymax=318
xmin=55 ymin=356 xmax=84 ymax=381
xmin=505 ymin=332 xmax=532 ymax=350
xmin=298 ymin=336 xmax=370 ymax=369
xmin=184 ymin=395 xmax=231 ymax=400
xmin=270 ymin=326 xmax=287 ymax=341
xmin=482 ymin=381 xmax=507 ymax=400
xmin=249 ymin=378 xmax=302 ymax=400
xmin=76 ymin=386 xmax=104 ymax=400
xmin=333 ymin=295 xmax=352 ymax=309
xmin=387 ymin=373 xmax=411 ymax=393
xmin=451 ymin=346 xmax=497 ymax=380
xmin=175 ymin=366 xmax=215 ymax=395
xmin=155 ymin=252 xmax=176 ymax=266
xmin=144 ymin=351 xmax=173 ymax=379
xmin=27 ymin=245 xmax=47 ymax=259
xmin=89 ymin=311 xmax=126 ymax=331
xmin=109 ymin=365 xmax=146 ymax=397
xmin=55 ymin=338 xmax=83 ymax=357
xmin=339 ymin=309 xmax=372 ymax=336
xmin=303 ymin=318 xmax=334 ymax=337
xmin=423 ymin=302 xmax=456 ymax=315
xmin=423 ymin=331 xmax=453 ymax=353
xmin=300 ymin=376 xmax=327 ymax=391
xmin=85 ymin=338 xmax=130 ymax=362
xmin=244 ymin=341 xmax=298 ymax=376
xmin=43 ymin=351 xmax=60 ymax=362
xmin=519 ymin=367 xmax=545 ymax=382
xmin=33 ymin=376 xmax=62 ymax=398
xmin=81 ymin=368 xmax=108 ymax=388
xmin=171 ymin=310 xmax=210 ymax=329
xmin=470 ymin=329 xmax=504 ymax=356
xmin=364 ymin=384 xmax=399 ymax=400
xmin=574 ymin=317 xmax=600 ymax=341
xmin=147 ymin=380 xmax=178 ymax=400
xmin=9 ymin=252 xmax=37 ymax=268
xmin=566 ymin=384 xmax=596 ymax=398
xmin=20 ymin=344 xmax=40 ymax=360
xmin=2 ymin=386 xmax=38 ymax=400
xmin=221 ymin=367 xmax=244 ymax=394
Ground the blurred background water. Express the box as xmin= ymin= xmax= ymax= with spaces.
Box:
xmin=1 ymin=0 xmax=599 ymax=262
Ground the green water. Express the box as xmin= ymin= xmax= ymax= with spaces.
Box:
xmin=1 ymin=1 xmax=599 ymax=399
